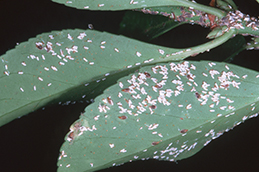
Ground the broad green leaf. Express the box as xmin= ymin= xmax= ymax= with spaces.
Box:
xmin=0 ymin=29 xmax=185 ymax=127
xmin=51 ymin=0 xmax=225 ymax=18
xmin=119 ymin=11 xmax=183 ymax=41
xmin=52 ymin=0 xmax=202 ymax=10
xmin=58 ymin=61 xmax=259 ymax=172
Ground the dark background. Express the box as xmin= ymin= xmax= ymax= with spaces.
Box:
xmin=0 ymin=0 xmax=259 ymax=171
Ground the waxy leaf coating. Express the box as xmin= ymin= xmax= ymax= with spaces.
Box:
xmin=58 ymin=61 xmax=259 ymax=172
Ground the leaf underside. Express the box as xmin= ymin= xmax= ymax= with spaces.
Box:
xmin=119 ymin=10 xmax=183 ymax=41
xmin=58 ymin=61 xmax=259 ymax=172
xmin=0 ymin=29 xmax=184 ymax=127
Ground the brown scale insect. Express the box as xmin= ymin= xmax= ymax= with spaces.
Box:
xmin=150 ymin=11 xmax=159 ymax=15
xmin=195 ymin=92 xmax=201 ymax=99
xmin=160 ymin=12 xmax=170 ymax=17
xmin=68 ymin=122 xmax=81 ymax=143
xmin=197 ymin=15 xmax=208 ymax=27
xmin=144 ymin=72 xmax=151 ymax=78
xmin=194 ymin=9 xmax=202 ymax=16
xmin=218 ymin=16 xmax=229 ymax=26
xmin=177 ymin=15 xmax=186 ymax=22
xmin=124 ymin=98 xmax=129 ymax=104
xmin=183 ymin=12 xmax=192 ymax=18
xmin=36 ymin=44 xmax=43 ymax=50
xmin=140 ymin=8 xmax=159 ymax=15
xmin=107 ymin=97 xmax=113 ymax=105
xmin=68 ymin=132 xmax=75 ymax=140
xmin=149 ymin=105 xmax=157 ymax=109
xmin=221 ymin=84 xmax=229 ymax=89
xmin=180 ymin=6 xmax=185 ymax=12
xmin=180 ymin=6 xmax=193 ymax=19
xmin=122 ymin=88 xmax=130 ymax=92
xmin=152 ymin=141 xmax=160 ymax=146
xmin=169 ymin=11 xmax=176 ymax=19
xmin=180 ymin=129 xmax=188 ymax=134
xmin=118 ymin=115 xmax=127 ymax=120
xmin=46 ymin=46 xmax=51 ymax=52
xmin=186 ymin=74 xmax=193 ymax=80
xmin=140 ymin=8 xmax=151 ymax=14
xmin=154 ymin=84 xmax=163 ymax=89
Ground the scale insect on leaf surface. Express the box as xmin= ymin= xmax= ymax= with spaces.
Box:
xmin=58 ymin=61 xmax=259 ymax=172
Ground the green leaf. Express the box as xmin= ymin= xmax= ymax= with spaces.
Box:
xmin=51 ymin=0 xmax=200 ymax=10
xmin=0 ymin=29 xmax=188 ymax=127
xmin=119 ymin=11 xmax=183 ymax=41
xmin=57 ymin=61 xmax=259 ymax=172
xmin=51 ymin=0 xmax=226 ymax=18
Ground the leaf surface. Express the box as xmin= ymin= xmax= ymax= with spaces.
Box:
xmin=0 ymin=29 xmax=186 ymax=127
xmin=51 ymin=0 xmax=226 ymax=18
xmin=57 ymin=61 xmax=259 ymax=172
xmin=52 ymin=0 xmax=191 ymax=10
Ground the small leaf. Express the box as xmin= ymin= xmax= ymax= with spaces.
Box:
xmin=58 ymin=61 xmax=259 ymax=172
xmin=207 ymin=26 xmax=228 ymax=39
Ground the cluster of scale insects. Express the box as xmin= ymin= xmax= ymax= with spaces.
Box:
xmin=138 ymin=4 xmax=259 ymax=36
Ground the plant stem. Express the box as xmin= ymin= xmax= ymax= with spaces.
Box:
xmin=155 ymin=28 xmax=236 ymax=62
xmin=173 ymin=0 xmax=226 ymax=18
